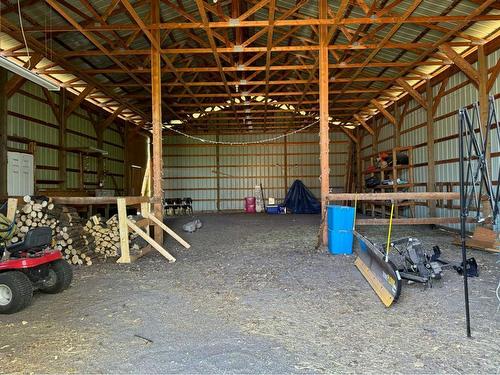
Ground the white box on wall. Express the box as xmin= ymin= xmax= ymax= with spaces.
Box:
xmin=7 ymin=151 xmax=34 ymax=196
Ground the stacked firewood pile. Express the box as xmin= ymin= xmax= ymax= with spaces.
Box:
xmin=84 ymin=215 xmax=121 ymax=258
xmin=12 ymin=196 xmax=58 ymax=243
xmin=11 ymin=196 xmax=149 ymax=266
xmin=13 ymin=196 xmax=97 ymax=265
xmin=53 ymin=206 xmax=96 ymax=266
xmin=12 ymin=196 xmax=142 ymax=266
xmin=84 ymin=215 xmax=143 ymax=257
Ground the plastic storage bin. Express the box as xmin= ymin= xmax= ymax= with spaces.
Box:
xmin=327 ymin=205 xmax=355 ymax=255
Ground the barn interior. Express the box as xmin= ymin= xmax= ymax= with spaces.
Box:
xmin=0 ymin=0 xmax=499 ymax=373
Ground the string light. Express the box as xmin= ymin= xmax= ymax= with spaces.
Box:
xmin=163 ymin=120 xmax=320 ymax=145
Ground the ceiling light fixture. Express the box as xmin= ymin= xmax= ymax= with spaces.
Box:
xmin=0 ymin=56 xmax=59 ymax=91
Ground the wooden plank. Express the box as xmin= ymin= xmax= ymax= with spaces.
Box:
xmin=356 ymin=131 xmax=362 ymax=191
xmin=354 ymin=114 xmax=374 ymax=135
xmin=356 ymin=217 xmax=460 ymax=225
xmin=50 ymin=196 xmax=149 ymax=205
xmin=393 ymin=104 xmax=401 ymax=147
xmin=6 ymin=198 xmax=17 ymax=222
xmin=216 ymin=133 xmax=220 ymax=211
xmin=140 ymin=201 xmax=150 ymax=237
xmin=127 ymin=219 xmax=176 ymax=262
xmin=0 ymin=69 xmax=7 ymax=196
xmin=151 ymin=0 xmax=164 ymax=245
xmin=116 ymin=197 xmax=131 ymax=264
xmin=371 ymin=99 xmax=397 ymax=126
xmin=328 ymin=192 xmax=459 ymax=201
xmin=18 ymin=15 xmax=500 ymax=32
xmin=58 ymin=89 xmax=67 ymax=189
xmin=355 ymin=257 xmax=395 ymax=307
xmin=487 ymin=56 xmax=500 ymax=93
xmin=426 ymin=81 xmax=436 ymax=217
xmin=64 ymin=85 xmax=95 ymax=117
xmin=319 ymin=0 xmax=329 ymax=246
xmin=148 ymin=213 xmax=191 ymax=249
xmin=396 ymin=78 xmax=427 ymax=109
xmin=438 ymin=44 xmax=480 ymax=87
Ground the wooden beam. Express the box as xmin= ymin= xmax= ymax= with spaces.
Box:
xmin=328 ymin=192 xmax=459 ymax=201
xmin=0 ymin=68 xmax=7 ymax=196
xmin=340 ymin=127 xmax=358 ymax=144
xmin=355 ymin=131 xmax=362 ymax=192
xmin=20 ymin=14 xmax=500 ymax=32
xmin=370 ymin=99 xmax=397 ymax=126
xmin=95 ymin=125 xmax=104 ymax=186
xmin=58 ymin=89 xmax=67 ymax=189
xmin=101 ymin=105 xmax=126 ymax=130
xmin=432 ymin=77 xmax=448 ymax=116
xmin=487 ymin=56 xmax=500 ymax=93
xmin=396 ymin=78 xmax=427 ymax=109
xmin=356 ymin=217 xmax=461 ymax=225
xmin=426 ymin=80 xmax=436 ymax=217
xmin=0 ymin=15 xmax=147 ymax=123
xmin=319 ymin=0 xmax=329 ymax=246
xmin=151 ymin=0 xmax=163 ymax=245
xmin=438 ymin=44 xmax=480 ymax=87
xmin=216 ymin=132 xmax=220 ymax=211
xmin=64 ymin=85 xmax=95 ymax=117
xmin=393 ymin=104 xmax=401 ymax=147
xmin=353 ymin=114 xmax=374 ymax=135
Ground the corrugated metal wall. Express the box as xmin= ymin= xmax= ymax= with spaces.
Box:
xmin=163 ymin=130 xmax=350 ymax=212
xmin=5 ymin=77 xmax=126 ymax=192
xmin=367 ymin=49 xmax=500 ymax=227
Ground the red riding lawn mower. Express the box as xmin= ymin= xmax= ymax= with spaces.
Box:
xmin=0 ymin=201 xmax=73 ymax=314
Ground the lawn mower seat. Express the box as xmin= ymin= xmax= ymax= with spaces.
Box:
xmin=7 ymin=227 xmax=52 ymax=256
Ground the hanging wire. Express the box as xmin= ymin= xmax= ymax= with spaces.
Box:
xmin=163 ymin=120 xmax=320 ymax=145
xmin=16 ymin=0 xmax=31 ymax=69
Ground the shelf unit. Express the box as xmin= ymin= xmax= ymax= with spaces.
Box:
xmin=361 ymin=146 xmax=415 ymax=218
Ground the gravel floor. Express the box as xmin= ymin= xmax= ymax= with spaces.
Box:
xmin=0 ymin=213 xmax=499 ymax=374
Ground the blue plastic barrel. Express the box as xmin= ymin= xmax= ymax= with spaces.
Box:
xmin=327 ymin=205 xmax=355 ymax=255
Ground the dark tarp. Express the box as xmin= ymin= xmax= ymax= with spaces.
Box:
xmin=283 ymin=179 xmax=321 ymax=214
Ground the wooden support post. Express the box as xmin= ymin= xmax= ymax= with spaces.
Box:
xmin=58 ymin=89 xmax=67 ymax=189
xmin=0 ymin=69 xmax=7 ymax=196
xmin=78 ymin=152 xmax=84 ymax=190
xmin=372 ymin=118 xmax=379 ymax=156
xmin=151 ymin=0 xmax=164 ymax=244
xmin=319 ymin=0 xmax=330 ymax=246
xmin=356 ymin=131 xmax=362 ymax=192
xmin=123 ymin=125 xmax=129 ymax=194
xmin=116 ymin=197 xmax=131 ymax=263
xmin=283 ymin=134 xmax=288 ymax=197
xmin=426 ymin=80 xmax=436 ymax=217
xmin=95 ymin=125 xmax=104 ymax=187
xmin=394 ymin=104 xmax=401 ymax=148
xmin=216 ymin=132 xmax=220 ymax=211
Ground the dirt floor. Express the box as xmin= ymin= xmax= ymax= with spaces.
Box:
xmin=0 ymin=213 xmax=499 ymax=374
